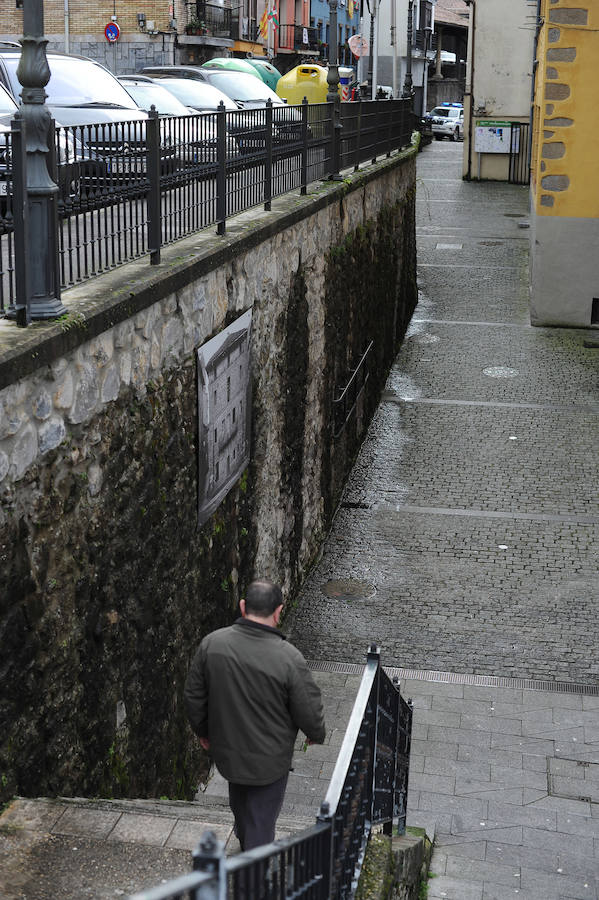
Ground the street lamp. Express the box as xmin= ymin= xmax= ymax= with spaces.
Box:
xmin=402 ymin=0 xmax=414 ymax=99
xmin=15 ymin=0 xmax=66 ymax=320
xmin=326 ymin=0 xmax=342 ymax=179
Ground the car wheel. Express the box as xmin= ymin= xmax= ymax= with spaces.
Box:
xmin=452 ymin=128 xmax=459 ymax=142
xmin=434 ymin=135 xmax=442 ymax=141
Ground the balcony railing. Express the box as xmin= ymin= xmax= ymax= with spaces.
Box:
xmin=183 ymin=1 xmax=238 ymax=38
xmin=278 ymin=23 xmax=320 ymax=52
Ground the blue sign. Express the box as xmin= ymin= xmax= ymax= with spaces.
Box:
xmin=104 ymin=22 xmax=120 ymax=42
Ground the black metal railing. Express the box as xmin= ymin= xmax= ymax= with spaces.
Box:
xmin=278 ymin=23 xmax=320 ymax=52
xmin=0 ymin=97 xmax=413 ymax=321
xmin=129 ymin=646 xmax=412 ymax=900
xmin=333 ymin=341 xmax=373 ymax=439
xmin=508 ymin=121 xmax=530 ymax=186
xmin=186 ymin=0 xmax=237 ymax=38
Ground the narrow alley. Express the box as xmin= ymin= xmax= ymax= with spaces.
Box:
xmin=288 ymin=139 xmax=599 ymax=684
xmin=285 ymin=138 xmax=599 ymax=899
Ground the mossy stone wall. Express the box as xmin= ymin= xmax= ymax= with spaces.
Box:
xmin=0 ymin=149 xmax=417 ymax=805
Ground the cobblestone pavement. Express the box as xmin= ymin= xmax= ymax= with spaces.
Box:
xmin=286 ymin=139 xmax=599 ymax=686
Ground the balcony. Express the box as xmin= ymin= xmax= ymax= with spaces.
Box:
xmin=182 ymin=2 xmax=239 ymax=40
xmin=278 ymin=24 xmax=319 ymax=54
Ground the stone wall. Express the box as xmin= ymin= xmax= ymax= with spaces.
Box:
xmin=0 ymin=148 xmax=417 ymax=805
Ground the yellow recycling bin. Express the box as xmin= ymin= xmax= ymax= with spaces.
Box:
xmin=276 ymin=64 xmax=330 ymax=105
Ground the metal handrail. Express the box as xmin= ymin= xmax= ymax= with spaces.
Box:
xmin=129 ymin=646 xmax=412 ymax=900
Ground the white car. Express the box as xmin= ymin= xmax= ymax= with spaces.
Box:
xmin=429 ymin=103 xmax=464 ymax=141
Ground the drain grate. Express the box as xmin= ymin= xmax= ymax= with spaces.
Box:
xmin=321 ymin=579 xmax=375 ymax=601
xmin=548 ymin=758 xmax=599 ymax=803
xmin=307 ymin=660 xmax=599 ymax=696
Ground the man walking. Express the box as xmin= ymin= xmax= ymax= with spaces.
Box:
xmin=184 ymin=578 xmax=325 ymax=851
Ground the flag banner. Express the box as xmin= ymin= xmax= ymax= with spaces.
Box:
xmin=259 ymin=9 xmax=268 ymax=38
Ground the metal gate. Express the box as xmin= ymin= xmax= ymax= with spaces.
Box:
xmin=508 ymin=121 xmax=530 ymax=185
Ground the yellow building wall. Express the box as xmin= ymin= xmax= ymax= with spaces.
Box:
xmin=531 ymin=0 xmax=599 ymax=218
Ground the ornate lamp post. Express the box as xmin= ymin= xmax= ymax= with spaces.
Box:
xmin=326 ymin=0 xmax=342 ymax=179
xmin=402 ymin=0 xmax=414 ymax=99
xmin=16 ymin=0 xmax=66 ymax=320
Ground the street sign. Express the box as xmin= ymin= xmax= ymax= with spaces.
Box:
xmin=104 ymin=22 xmax=120 ymax=42
xmin=348 ymin=33 xmax=369 ymax=58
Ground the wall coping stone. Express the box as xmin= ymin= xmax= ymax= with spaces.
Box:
xmin=0 ymin=143 xmax=416 ymax=393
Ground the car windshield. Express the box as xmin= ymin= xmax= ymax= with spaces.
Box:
xmin=155 ymin=78 xmax=238 ymax=111
xmin=3 ymin=55 xmax=140 ymax=109
xmin=202 ymin=70 xmax=282 ymax=103
xmin=122 ymin=81 xmax=191 ymax=115
xmin=431 ymin=108 xmax=451 ymax=118
xmin=0 ymin=82 xmax=17 ymax=115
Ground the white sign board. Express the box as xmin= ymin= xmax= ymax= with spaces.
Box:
xmin=474 ymin=120 xmax=518 ymax=154
xmin=197 ymin=309 xmax=252 ymax=526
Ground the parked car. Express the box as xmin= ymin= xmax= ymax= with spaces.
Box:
xmin=428 ymin=102 xmax=464 ymax=141
xmin=118 ymin=75 xmax=238 ymax=162
xmin=141 ymin=69 xmax=301 ymax=155
xmin=0 ymin=77 xmax=97 ymax=206
xmin=0 ymin=47 xmax=190 ymax=185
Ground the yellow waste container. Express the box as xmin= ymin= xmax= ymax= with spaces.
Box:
xmin=276 ymin=64 xmax=330 ymax=104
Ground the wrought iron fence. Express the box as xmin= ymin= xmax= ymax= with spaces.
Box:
xmin=0 ymin=97 xmax=413 ymax=321
xmin=129 ymin=646 xmax=412 ymax=900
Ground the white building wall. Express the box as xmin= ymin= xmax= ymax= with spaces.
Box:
xmin=463 ymin=0 xmax=536 ymax=179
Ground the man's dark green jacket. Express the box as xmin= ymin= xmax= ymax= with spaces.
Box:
xmin=184 ymin=618 xmax=326 ymax=785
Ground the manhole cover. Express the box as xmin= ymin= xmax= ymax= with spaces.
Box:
xmin=483 ymin=366 xmax=519 ymax=378
xmin=321 ymin=579 xmax=375 ymax=601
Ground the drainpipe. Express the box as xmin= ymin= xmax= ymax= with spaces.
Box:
xmin=528 ymin=0 xmax=542 ymax=183
xmin=64 ymin=0 xmax=70 ymax=53
xmin=390 ymin=0 xmax=397 ymax=97
xmin=465 ymin=0 xmax=475 ymax=180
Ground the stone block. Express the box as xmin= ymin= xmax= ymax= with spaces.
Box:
xmin=68 ymin=361 xmax=100 ymax=424
xmin=53 ymin=372 xmax=74 ymax=410
xmin=38 ymin=417 xmax=66 ymax=454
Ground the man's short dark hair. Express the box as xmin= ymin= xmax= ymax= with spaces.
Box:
xmin=245 ymin=579 xmax=283 ymax=616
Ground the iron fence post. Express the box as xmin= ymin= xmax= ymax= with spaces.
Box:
xmin=386 ymin=674 xmax=402 ymax=836
xmin=10 ymin=114 xmax=31 ymax=326
xmin=386 ymin=101 xmax=393 ymax=158
xmin=372 ymin=100 xmax=379 ymax=164
xmin=147 ymin=105 xmax=161 ymax=265
xmin=264 ymin=98 xmax=272 ymax=211
xmin=300 ymin=97 xmax=308 ymax=195
xmin=12 ymin=0 xmax=66 ymax=321
xmin=192 ymin=831 xmax=226 ymax=900
xmin=216 ymin=101 xmax=227 ymax=235
xmin=316 ymin=800 xmax=334 ymax=899
xmin=354 ymin=100 xmax=362 ymax=172
xmin=367 ymin=643 xmax=380 ymax=831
